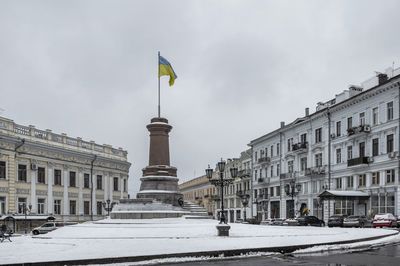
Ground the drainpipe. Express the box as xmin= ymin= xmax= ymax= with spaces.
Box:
xmin=90 ymin=155 xmax=97 ymax=221
xmin=327 ymin=107 xmax=332 ymax=220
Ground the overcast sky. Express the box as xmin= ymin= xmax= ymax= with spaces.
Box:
xmin=1 ymin=0 xmax=399 ymax=195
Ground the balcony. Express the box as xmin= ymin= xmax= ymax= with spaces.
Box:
xmin=238 ymin=169 xmax=251 ymax=178
xmin=347 ymin=125 xmax=371 ymax=136
xmin=257 ymin=156 xmax=271 ymax=165
xmin=305 ymin=166 xmax=326 ymax=177
xmin=292 ymin=142 xmax=308 ymax=153
xmin=347 ymin=157 xmax=369 ymax=167
xmin=257 ymin=178 xmax=264 ymax=183
xmin=280 ymin=172 xmax=295 ymax=180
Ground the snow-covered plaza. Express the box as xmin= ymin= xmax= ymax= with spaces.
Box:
xmin=0 ymin=217 xmax=399 ymax=265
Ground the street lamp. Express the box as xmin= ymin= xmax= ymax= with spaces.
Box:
xmin=284 ymin=180 xmax=302 ymax=200
xmin=23 ymin=203 xmax=32 ymax=234
xmin=239 ymin=193 xmax=250 ymax=222
xmin=102 ymin=199 xmax=116 ymax=216
xmin=205 ymin=160 xmax=238 ymax=224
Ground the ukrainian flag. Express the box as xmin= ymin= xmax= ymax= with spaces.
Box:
xmin=159 ymin=55 xmax=177 ymax=86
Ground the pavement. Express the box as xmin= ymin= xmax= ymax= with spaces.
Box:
xmin=0 ymin=218 xmax=398 ymax=266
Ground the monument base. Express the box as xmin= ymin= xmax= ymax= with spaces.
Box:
xmin=110 ymin=198 xmax=186 ymax=219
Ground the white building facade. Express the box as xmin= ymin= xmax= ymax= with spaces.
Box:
xmin=0 ymin=116 xmax=131 ymax=222
xmin=250 ymin=69 xmax=400 ymax=222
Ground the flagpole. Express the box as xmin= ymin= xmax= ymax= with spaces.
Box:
xmin=158 ymin=51 xmax=161 ymax=118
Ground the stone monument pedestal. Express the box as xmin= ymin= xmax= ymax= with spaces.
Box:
xmin=111 ymin=117 xmax=185 ymax=219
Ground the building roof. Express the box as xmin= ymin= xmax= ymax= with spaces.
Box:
xmin=318 ymin=190 xmax=370 ymax=199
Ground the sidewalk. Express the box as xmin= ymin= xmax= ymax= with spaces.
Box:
xmin=1 ymin=217 xmax=398 ymax=265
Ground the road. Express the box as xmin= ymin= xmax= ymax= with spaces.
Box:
xmin=157 ymin=243 xmax=400 ymax=266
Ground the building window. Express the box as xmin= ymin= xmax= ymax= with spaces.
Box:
xmin=84 ymin=173 xmax=90 ymax=188
xmin=387 ymin=101 xmax=393 ymax=121
xmin=18 ymin=164 xmax=27 ymax=182
xmin=359 ymin=142 xmax=365 ymax=157
xmin=276 ymin=186 xmax=280 ymax=196
xmin=276 ymin=143 xmax=279 ymax=156
xmin=17 ymin=198 xmax=27 ymax=214
xmin=254 ymin=151 xmax=258 ymax=161
xmin=69 ymin=172 xmax=76 ymax=187
xmin=288 ymin=161 xmax=294 ymax=173
xmin=0 ymin=161 xmax=6 ymax=179
xmin=336 ymin=178 xmax=342 ymax=189
xmin=372 ymin=107 xmax=378 ymax=126
xmin=315 ymin=153 xmax=322 ymax=167
xmin=336 ymin=121 xmax=341 ymax=137
xmin=37 ymin=167 xmax=45 ymax=184
xmin=277 ymin=164 xmax=280 ymax=176
xmin=300 ymin=157 xmax=307 ymax=171
xmin=371 ymin=193 xmax=395 ymax=215
xmin=334 ymin=200 xmax=353 ymax=216
xmin=359 ymin=112 xmax=365 ymax=126
xmin=372 ymin=138 xmax=379 ymax=156
xmin=270 ymin=187 xmax=274 ymax=197
xmin=54 ymin=169 xmax=62 ymax=185
xmin=347 ymin=117 xmax=353 ymax=129
xmin=315 ymin=128 xmax=322 ymax=143
xmin=37 ymin=198 xmax=45 ymax=214
xmin=97 ymin=175 xmax=103 ymax=190
xmin=336 ymin=149 xmax=341 ymax=164
xmin=372 ymin=172 xmax=380 ymax=186
xmin=70 ymin=200 xmax=76 ymax=215
xmin=347 ymin=176 xmax=354 ymax=189
xmin=84 ymin=201 xmax=90 ymax=215
xmin=113 ymin=177 xmax=119 ymax=191
xmin=387 ymin=134 xmax=394 ymax=153
xmin=386 ymin=169 xmax=395 ymax=184
xmin=0 ymin=197 xmax=6 ymax=215
xmin=123 ymin=179 xmax=127 ymax=192
xmin=347 ymin=146 xmax=353 ymax=160
xmin=97 ymin=201 xmax=103 ymax=215
xmin=300 ymin=133 xmax=307 ymax=144
xmin=287 ymin=138 xmax=293 ymax=151
xmin=358 ymin=174 xmax=366 ymax=187
xmin=54 ymin=199 xmax=61 ymax=215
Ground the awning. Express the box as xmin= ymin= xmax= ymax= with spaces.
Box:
xmin=318 ymin=190 xmax=370 ymax=200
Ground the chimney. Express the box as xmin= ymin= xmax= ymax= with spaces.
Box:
xmin=280 ymin=121 xmax=285 ymax=128
xmin=305 ymin=107 xmax=309 ymax=117
xmin=377 ymin=73 xmax=388 ymax=85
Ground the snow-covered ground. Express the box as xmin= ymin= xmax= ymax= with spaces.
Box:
xmin=0 ymin=217 xmax=398 ymax=265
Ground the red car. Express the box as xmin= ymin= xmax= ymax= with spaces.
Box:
xmin=372 ymin=213 xmax=397 ymax=228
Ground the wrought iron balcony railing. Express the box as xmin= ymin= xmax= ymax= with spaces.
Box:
xmin=347 ymin=157 xmax=369 ymax=167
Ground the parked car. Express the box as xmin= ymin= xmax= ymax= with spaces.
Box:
xmin=343 ymin=215 xmax=369 ymax=228
xmin=297 ymin=216 xmax=325 ymax=227
xmin=260 ymin=219 xmax=275 ymax=225
xmin=271 ymin=218 xmax=285 ymax=226
xmin=283 ymin=218 xmax=299 ymax=226
xmin=328 ymin=215 xmax=347 ymax=227
xmin=372 ymin=213 xmax=397 ymax=228
xmin=32 ymin=222 xmax=77 ymax=235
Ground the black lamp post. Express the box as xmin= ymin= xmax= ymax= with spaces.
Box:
xmin=23 ymin=203 xmax=32 ymax=234
xmin=284 ymin=180 xmax=302 ymax=200
xmin=205 ymin=159 xmax=238 ymax=224
xmin=102 ymin=199 xmax=116 ymax=216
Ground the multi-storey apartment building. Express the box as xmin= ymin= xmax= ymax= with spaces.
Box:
xmin=179 ymin=175 xmax=216 ymax=215
xmin=213 ymin=150 xmax=252 ymax=222
xmin=0 ymin=115 xmax=131 ymax=224
xmin=249 ymin=68 xmax=400 ymax=222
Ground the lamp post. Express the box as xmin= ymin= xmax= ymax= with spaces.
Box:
xmin=205 ymin=159 xmax=238 ymax=236
xmin=102 ymin=199 xmax=116 ymax=216
xmin=23 ymin=203 xmax=32 ymax=234
xmin=284 ymin=180 xmax=301 ymax=218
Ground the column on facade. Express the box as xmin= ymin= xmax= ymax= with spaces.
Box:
xmin=30 ymin=165 xmax=37 ymax=213
xmin=47 ymin=164 xmax=53 ymax=214
xmin=109 ymin=174 xmax=113 ymax=201
xmin=91 ymin=170 xmax=97 ymax=215
xmin=353 ymin=174 xmax=359 ymax=189
xmin=366 ymin=172 xmax=372 ymax=188
xmin=120 ymin=174 xmax=123 ymax=199
xmin=78 ymin=169 xmax=83 ymax=215
xmin=380 ymin=170 xmax=386 ymax=187
xmin=63 ymin=166 xmax=69 ymax=216
xmin=103 ymin=172 xmax=109 ymax=201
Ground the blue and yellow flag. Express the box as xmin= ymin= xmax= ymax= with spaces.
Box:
xmin=159 ymin=56 xmax=177 ymax=86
